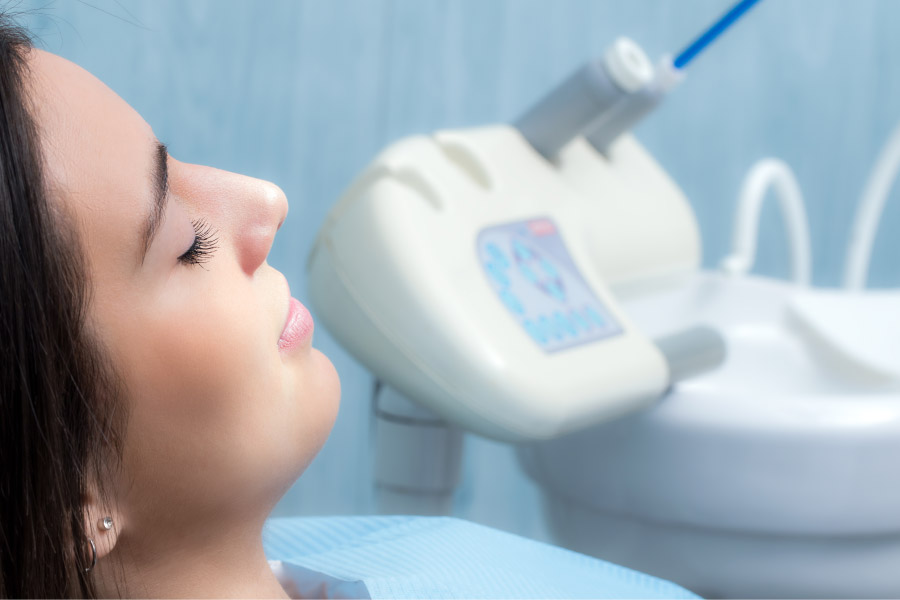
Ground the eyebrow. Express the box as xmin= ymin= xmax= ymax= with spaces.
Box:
xmin=140 ymin=140 xmax=169 ymax=265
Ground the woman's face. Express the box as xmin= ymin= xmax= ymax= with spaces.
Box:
xmin=29 ymin=50 xmax=340 ymax=545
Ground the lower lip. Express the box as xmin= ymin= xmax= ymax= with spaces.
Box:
xmin=278 ymin=297 xmax=314 ymax=352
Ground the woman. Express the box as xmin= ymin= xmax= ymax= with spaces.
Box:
xmin=0 ymin=12 xmax=340 ymax=597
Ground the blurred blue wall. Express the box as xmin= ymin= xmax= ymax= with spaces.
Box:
xmin=19 ymin=0 xmax=900 ymax=540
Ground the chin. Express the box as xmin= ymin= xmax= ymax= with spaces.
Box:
xmin=297 ymin=348 xmax=341 ymax=462
xmin=254 ymin=351 xmax=341 ymax=517
xmin=313 ymin=347 xmax=341 ymax=418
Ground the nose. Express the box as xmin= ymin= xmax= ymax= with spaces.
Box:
xmin=235 ymin=179 xmax=289 ymax=276
xmin=171 ymin=161 xmax=289 ymax=277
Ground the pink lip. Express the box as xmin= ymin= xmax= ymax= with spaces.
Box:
xmin=278 ymin=296 xmax=314 ymax=352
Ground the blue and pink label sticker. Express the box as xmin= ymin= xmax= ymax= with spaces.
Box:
xmin=476 ymin=217 xmax=622 ymax=353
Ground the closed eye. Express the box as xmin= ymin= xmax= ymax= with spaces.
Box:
xmin=178 ymin=218 xmax=219 ymax=268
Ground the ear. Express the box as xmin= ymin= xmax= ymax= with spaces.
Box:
xmin=82 ymin=485 xmax=124 ymax=561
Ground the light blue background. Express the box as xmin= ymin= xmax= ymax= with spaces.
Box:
xmin=18 ymin=0 xmax=900 ymax=541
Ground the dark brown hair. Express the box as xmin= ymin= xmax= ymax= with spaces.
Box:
xmin=0 ymin=11 xmax=126 ymax=598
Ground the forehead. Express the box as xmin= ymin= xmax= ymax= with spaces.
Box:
xmin=27 ymin=49 xmax=155 ymax=276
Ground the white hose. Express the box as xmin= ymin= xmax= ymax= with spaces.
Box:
xmin=719 ymin=158 xmax=812 ymax=286
xmin=842 ymin=121 xmax=900 ymax=290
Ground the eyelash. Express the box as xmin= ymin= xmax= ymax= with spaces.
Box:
xmin=178 ymin=218 xmax=219 ymax=268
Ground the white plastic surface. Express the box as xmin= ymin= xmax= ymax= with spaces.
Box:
xmin=520 ymin=272 xmax=900 ymax=597
xmin=719 ymin=158 xmax=812 ymax=286
xmin=307 ymin=125 xmax=680 ymax=441
xmin=844 ymin=120 xmax=900 ymax=289
xmin=520 ymin=271 xmax=900 ymax=539
xmin=555 ymin=135 xmax=701 ymax=295
xmin=603 ymin=37 xmax=654 ymax=94
xmin=789 ymin=288 xmax=900 ymax=381
xmin=653 ymin=54 xmax=685 ymax=93
xmin=538 ymin=494 xmax=900 ymax=599
xmin=373 ymin=385 xmax=463 ymax=515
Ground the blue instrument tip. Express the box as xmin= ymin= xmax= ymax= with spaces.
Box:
xmin=674 ymin=0 xmax=763 ymax=70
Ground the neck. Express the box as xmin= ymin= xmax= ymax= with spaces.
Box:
xmin=94 ymin=521 xmax=289 ymax=599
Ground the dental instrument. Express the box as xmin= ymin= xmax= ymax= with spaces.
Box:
xmin=307 ymin=1 xmax=762 ymax=444
xmin=514 ymin=36 xmax=655 ymax=161
xmin=518 ymin=0 xmax=762 ymax=160
xmin=587 ymin=0 xmax=762 ymax=153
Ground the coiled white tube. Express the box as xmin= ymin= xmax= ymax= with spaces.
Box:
xmin=720 ymin=158 xmax=812 ymax=286
xmin=842 ymin=121 xmax=900 ymax=290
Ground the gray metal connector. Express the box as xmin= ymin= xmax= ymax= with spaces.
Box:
xmin=586 ymin=55 xmax=684 ymax=155
xmin=515 ymin=38 xmax=654 ymax=161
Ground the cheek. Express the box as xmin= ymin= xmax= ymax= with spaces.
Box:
xmin=127 ymin=287 xmax=275 ymax=405
xmin=111 ymin=291 xmax=284 ymax=516
xmin=108 ymin=277 xmax=340 ymax=521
